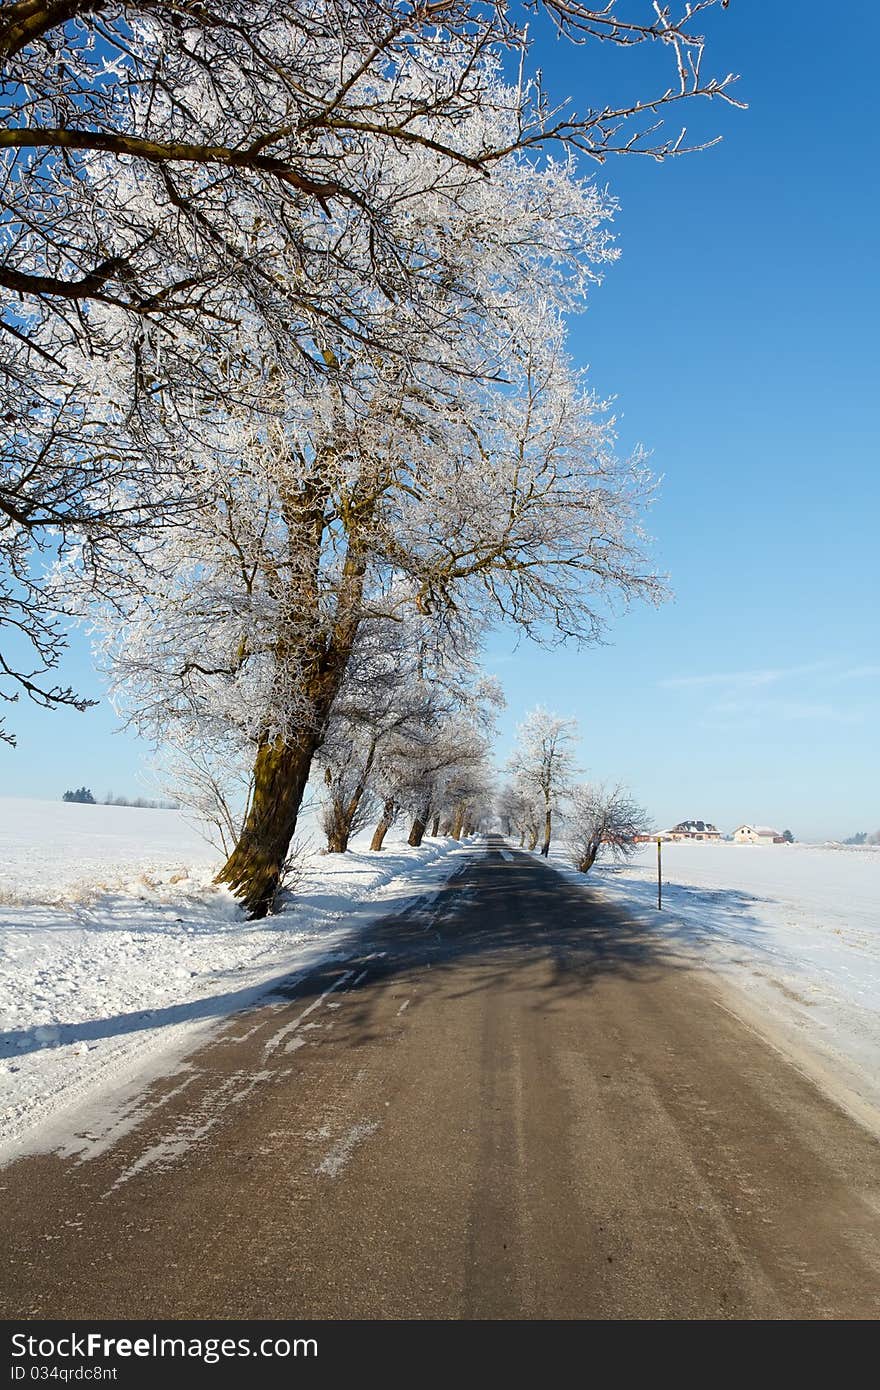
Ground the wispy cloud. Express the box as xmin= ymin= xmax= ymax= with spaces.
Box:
xmin=660 ymin=657 xmax=877 ymax=729
xmin=711 ymin=697 xmax=862 ymax=725
xmin=829 ymin=664 xmax=880 ymax=684
xmin=659 ymin=661 xmax=830 ymax=691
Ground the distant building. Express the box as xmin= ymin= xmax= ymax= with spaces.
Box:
xmin=733 ymin=824 xmax=785 ymax=845
xmin=665 ymin=819 xmax=722 ymax=842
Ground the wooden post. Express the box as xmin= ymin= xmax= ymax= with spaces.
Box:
xmin=657 ymin=836 xmax=662 ymax=910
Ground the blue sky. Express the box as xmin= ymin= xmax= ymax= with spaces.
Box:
xmin=3 ymin=2 xmax=878 ymax=840
xmin=492 ymin=0 xmax=879 ymax=840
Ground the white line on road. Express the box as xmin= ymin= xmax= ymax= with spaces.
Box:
xmin=263 ymin=970 xmax=357 ymax=1056
xmin=315 ymin=1121 xmax=380 ymax=1179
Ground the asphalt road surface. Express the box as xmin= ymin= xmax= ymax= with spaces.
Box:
xmin=2 ymin=839 xmax=879 ymax=1320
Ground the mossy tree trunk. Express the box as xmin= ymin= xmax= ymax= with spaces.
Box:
xmin=217 ymin=614 xmax=359 ymax=914
xmin=216 ymin=480 xmax=368 ymax=915
xmin=215 ymin=732 xmax=321 ymax=917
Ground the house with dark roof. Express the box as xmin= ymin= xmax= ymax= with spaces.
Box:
xmin=665 ymin=819 xmax=722 ymax=842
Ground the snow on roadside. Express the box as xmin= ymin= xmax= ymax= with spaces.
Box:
xmin=542 ymin=839 xmax=880 ymax=1126
xmin=0 ymin=798 xmax=475 ymax=1162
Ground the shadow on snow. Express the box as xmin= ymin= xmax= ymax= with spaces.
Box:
xmin=1 ymin=839 xmax=771 ymax=1058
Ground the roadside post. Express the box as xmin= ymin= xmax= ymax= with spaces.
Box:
xmin=657 ymin=836 xmax=662 ymax=910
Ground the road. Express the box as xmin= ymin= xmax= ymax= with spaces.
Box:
xmin=2 ymin=839 xmax=879 ymax=1320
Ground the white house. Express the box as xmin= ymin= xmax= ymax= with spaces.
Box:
xmin=733 ymin=824 xmax=784 ymax=845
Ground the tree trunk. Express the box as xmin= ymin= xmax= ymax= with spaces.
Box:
xmin=527 ymin=828 xmax=538 ymax=851
xmin=370 ymin=798 xmax=395 ymax=851
xmin=325 ymin=738 xmax=377 ymax=854
xmin=216 ymin=577 xmax=363 ymax=913
xmin=370 ymin=822 xmax=389 ymax=851
xmin=408 ymin=798 xmax=431 ymax=848
xmin=451 ymin=804 xmax=465 ymax=841
xmin=215 ymin=732 xmax=319 ymax=917
xmin=431 ymin=814 xmax=441 ymax=837
xmin=577 ymin=843 xmax=598 ymax=874
xmin=541 ymin=803 xmax=552 ymax=857
xmin=216 ymin=461 xmax=370 ymax=915
xmin=325 ymin=806 xmax=351 ymax=854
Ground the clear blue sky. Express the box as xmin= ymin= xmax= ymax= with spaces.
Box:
xmin=3 ymin=2 xmax=878 ymax=841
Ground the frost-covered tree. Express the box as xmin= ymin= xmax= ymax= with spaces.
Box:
xmin=316 ymin=612 xmax=496 ymax=853
xmin=1 ymin=0 xmax=742 ymax=468
xmin=81 ymin=150 xmax=661 ymax=915
xmin=445 ymin=770 xmax=494 ymax=840
xmin=1 ymin=1 xmax=740 ymax=334
xmin=397 ymin=722 xmax=493 ymax=848
xmin=1 ymin=2 xmax=739 ymax=745
xmin=497 ymin=782 xmax=544 ymax=849
xmin=315 ymin=618 xmax=434 ymax=853
xmin=508 ymin=707 xmax=579 ymax=856
xmin=317 ymin=743 xmax=380 ymax=857
xmin=0 ymin=413 xmax=194 ymax=745
xmin=360 ymin=675 xmax=496 ymax=852
xmin=158 ymin=733 xmax=255 ymax=858
xmin=368 ymin=734 xmax=492 ymax=850
xmin=567 ymin=781 xmax=651 ymax=873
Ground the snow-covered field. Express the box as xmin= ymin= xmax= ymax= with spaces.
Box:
xmin=576 ymin=840 xmax=880 ymax=1129
xmin=0 ymin=798 xmax=472 ymax=1162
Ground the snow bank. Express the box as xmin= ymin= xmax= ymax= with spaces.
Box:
xmin=0 ymin=797 xmax=473 ymax=1162
xmin=548 ymin=839 xmax=880 ymax=1128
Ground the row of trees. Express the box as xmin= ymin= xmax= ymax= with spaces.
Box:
xmin=499 ymin=707 xmax=650 ymax=871
xmin=171 ymin=608 xmax=500 ymax=860
xmin=61 ymin=787 xmax=177 ymax=808
xmin=1 ymin=3 xmax=740 ymax=914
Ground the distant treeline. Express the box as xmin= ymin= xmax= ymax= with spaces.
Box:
xmin=62 ymin=787 xmax=179 ymax=809
xmin=103 ymin=793 xmax=180 ymax=809
xmin=843 ymin=830 xmax=880 ymax=846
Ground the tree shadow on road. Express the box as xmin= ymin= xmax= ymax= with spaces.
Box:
xmin=0 ymin=840 xmax=771 ymax=1059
